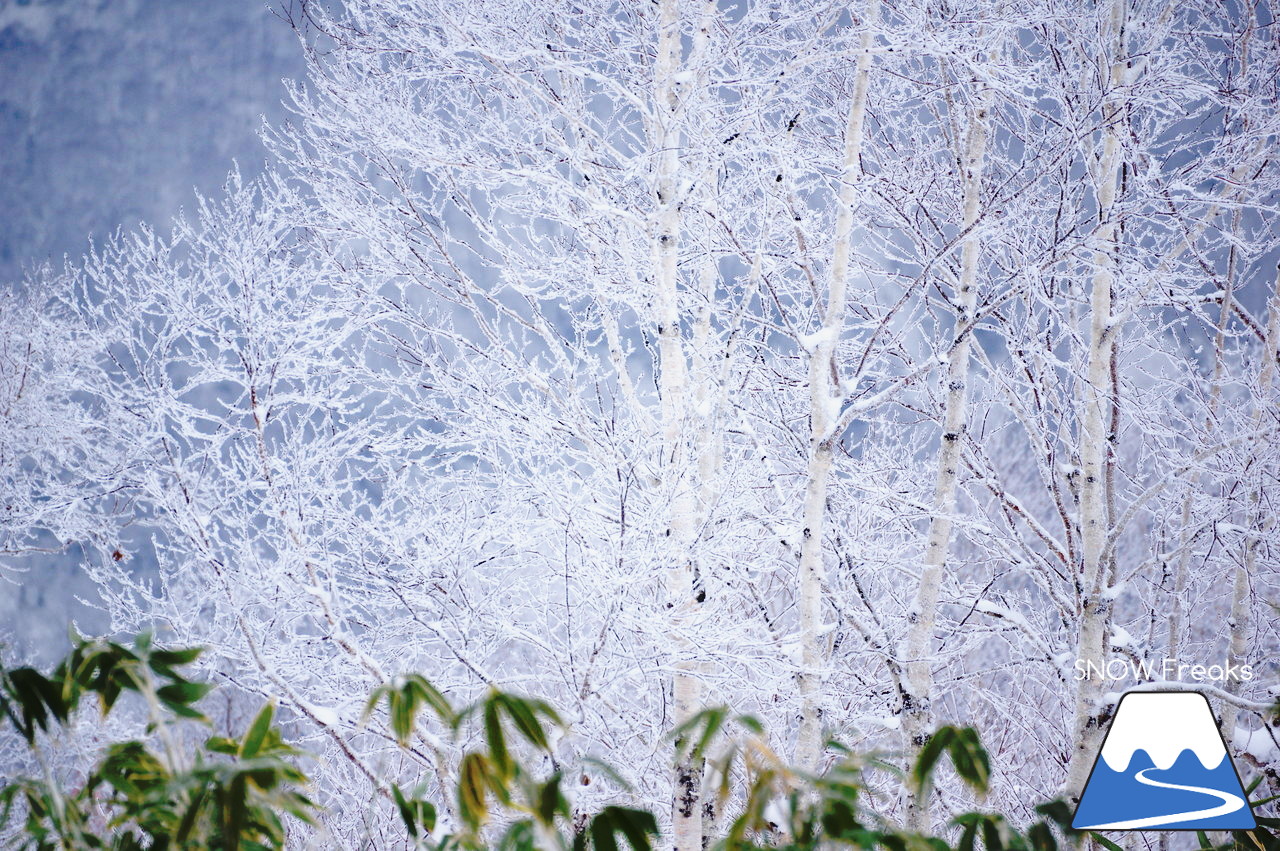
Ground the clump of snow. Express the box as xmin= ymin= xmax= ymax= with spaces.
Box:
xmin=975 ymin=600 xmax=1032 ymax=631
xmin=310 ymin=705 xmax=340 ymax=727
xmin=799 ymin=326 xmax=839 ymax=353
xmin=1232 ymin=726 xmax=1279 ymax=764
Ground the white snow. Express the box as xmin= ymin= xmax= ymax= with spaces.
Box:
xmin=798 ymin=326 xmax=839 ymax=353
xmin=310 ymin=705 xmax=340 ymax=727
xmin=823 ymin=394 xmax=843 ymax=429
xmin=1232 ymin=726 xmax=1279 ymax=763
xmin=763 ymin=796 xmax=792 ymax=829
xmin=1109 ymin=625 xmax=1133 ymax=648
xmin=975 ymin=600 xmax=1032 ymax=631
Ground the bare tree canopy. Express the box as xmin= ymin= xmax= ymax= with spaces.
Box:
xmin=2 ymin=0 xmax=1278 ymax=847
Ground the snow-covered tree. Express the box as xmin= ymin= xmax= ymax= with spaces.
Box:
xmin=3 ymin=0 xmax=1278 ymax=846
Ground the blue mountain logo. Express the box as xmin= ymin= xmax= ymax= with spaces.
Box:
xmin=1072 ymin=691 xmax=1256 ymax=831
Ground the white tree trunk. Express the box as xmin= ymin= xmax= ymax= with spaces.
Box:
xmin=1167 ymin=216 xmax=1239 ymax=662
xmin=651 ymin=1 xmax=703 ymax=847
xmin=1227 ymin=266 xmax=1280 ymax=733
xmin=794 ymin=0 xmax=878 ymax=776
xmin=1064 ymin=0 xmax=1127 ymax=801
xmin=899 ymin=74 xmax=992 ymax=832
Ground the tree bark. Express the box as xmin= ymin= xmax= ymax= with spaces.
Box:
xmin=1167 ymin=211 xmax=1240 ymax=664
xmin=1227 ymin=266 xmax=1280 ymax=732
xmin=794 ymin=0 xmax=878 ymax=776
xmin=899 ymin=69 xmax=992 ymax=833
xmin=1064 ymin=0 xmax=1128 ymax=801
xmin=651 ymin=1 xmax=703 ymax=847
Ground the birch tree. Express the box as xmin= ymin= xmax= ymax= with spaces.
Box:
xmin=3 ymin=0 xmax=1279 ymax=845
xmin=898 ymin=57 xmax=993 ymax=832
xmin=794 ymin=0 xmax=878 ymax=778
xmin=1061 ymin=0 xmax=1130 ymax=800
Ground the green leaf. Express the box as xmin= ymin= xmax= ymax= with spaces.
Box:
xmin=670 ymin=706 xmax=730 ymax=764
xmin=1033 ymin=799 xmax=1076 ymax=833
xmin=951 ymin=727 xmax=991 ymax=794
xmin=1 ymin=667 xmax=69 ymax=743
xmin=592 ymin=815 xmax=620 ymax=851
xmin=1091 ymin=833 xmax=1124 ymax=851
xmin=589 ymin=806 xmax=659 ymax=851
xmin=409 ymin=675 xmax=455 ymax=724
xmin=497 ymin=693 xmax=556 ymax=751
xmin=156 ymin=681 xmax=213 ymax=708
xmin=485 ymin=695 xmax=513 ymax=778
xmin=225 ymin=773 xmax=248 ymax=850
xmin=955 ymin=812 xmax=983 ymax=851
xmin=912 ymin=727 xmax=955 ymax=794
xmin=535 ymin=773 xmax=566 ymax=826
xmin=175 ymin=784 xmax=209 ymax=843
xmin=913 ymin=726 xmax=989 ymax=796
xmin=981 ymin=815 xmax=1009 ymax=851
xmin=156 ymin=682 xmax=213 ymax=722
xmin=820 ymin=798 xmax=864 ymax=840
xmin=149 ymin=646 xmax=204 ymax=668
xmin=499 ymin=818 xmax=537 ymax=851
xmin=364 ymin=674 xmax=456 ymax=747
xmin=1027 ymin=821 xmax=1057 ymax=851
xmin=392 ymin=783 xmax=436 ymax=839
xmin=205 ymin=736 xmax=240 ymax=756
xmin=239 ymin=700 xmax=276 ymax=759
xmin=458 ymin=752 xmax=491 ymax=831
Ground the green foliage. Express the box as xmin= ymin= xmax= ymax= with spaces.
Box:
xmin=911 ymin=726 xmax=990 ymax=802
xmin=670 ymin=708 xmax=1006 ymax=851
xmin=0 ymin=632 xmax=212 ymax=747
xmin=393 ymin=782 xmax=438 ymax=840
xmin=5 ymin=633 xmax=1279 ymax=850
xmin=575 ymin=807 xmax=659 ymax=851
xmin=0 ymin=633 xmax=316 ymax=850
xmin=364 ymin=674 xmax=455 ymax=746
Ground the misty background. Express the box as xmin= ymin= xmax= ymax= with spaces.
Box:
xmin=0 ymin=0 xmax=304 ymax=659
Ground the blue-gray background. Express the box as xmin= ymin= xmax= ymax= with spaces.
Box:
xmin=1 ymin=0 xmax=304 ymax=656
xmin=0 ymin=0 xmax=304 ymax=282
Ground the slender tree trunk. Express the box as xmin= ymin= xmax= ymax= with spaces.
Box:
xmin=651 ymin=2 xmax=704 ymax=848
xmin=1167 ymin=210 xmax=1241 ymax=663
xmin=794 ymin=0 xmax=878 ymax=776
xmin=1225 ymin=31 xmax=1269 ymax=737
xmin=899 ymin=73 xmax=991 ymax=832
xmin=1064 ymin=0 xmax=1127 ymax=801
xmin=1227 ymin=266 xmax=1280 ymax=733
